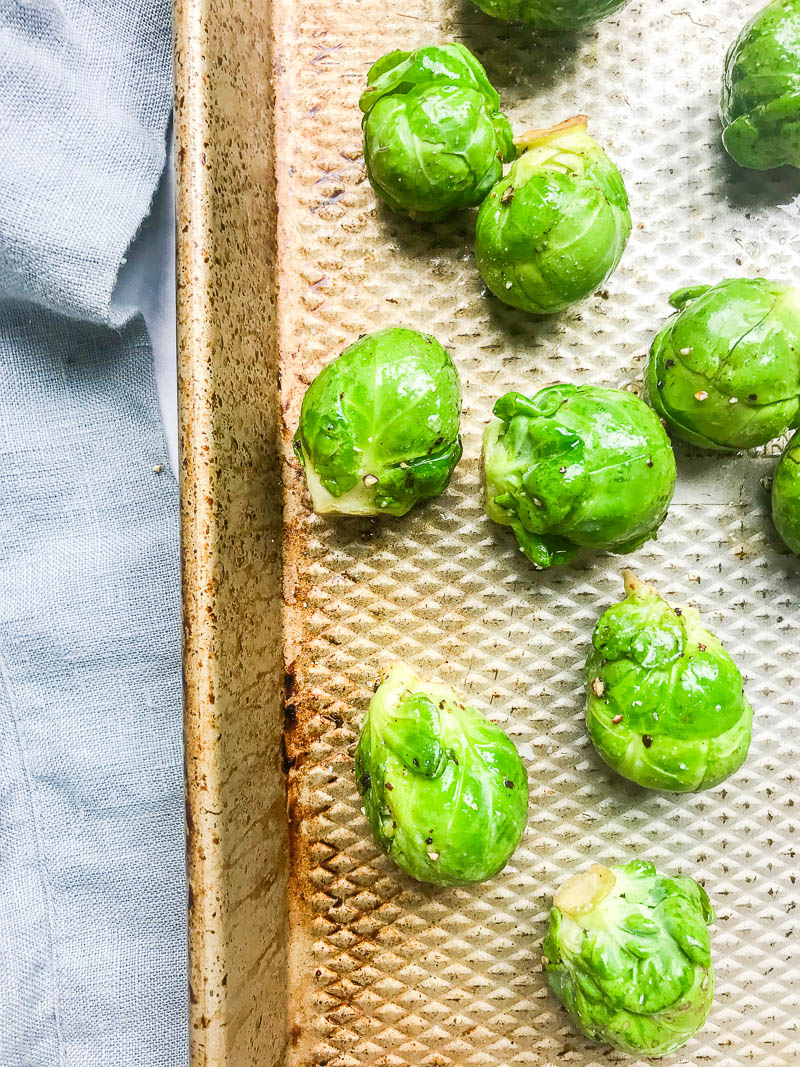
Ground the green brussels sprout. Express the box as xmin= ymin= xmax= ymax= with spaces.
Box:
xmin=474 ymin=117 xmax=631 ymax=315
xmin=482 ymin=384 xmax=676 ymax=569
xmin=585 ymin=571 xmax=753 ymax=792
xmin=355 ymin=661 xmax=528 ymax=886
xmin=359 ymin=43 xmax=515 ymax=221
xmin=469 ymin=0 xmax=630 ymax=30
xmin=293 ymin=327 xmax=462 ymax=517
xmin=721 ymin=0 xmax=800 ymax=171
xmin=543 ymin=859 xmax=716 ymax=1057
xmin=646 ymin=279 xmax=800 ymax=452
xmin=772 ymin=431 xmax=800 ymax=553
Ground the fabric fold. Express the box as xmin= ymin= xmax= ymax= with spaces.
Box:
xmin=0 ymin=0 xmax=174 ymax=325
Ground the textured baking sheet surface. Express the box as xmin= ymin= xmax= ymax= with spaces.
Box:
xmin=276 ymin=1 xmax=800 ymax=1063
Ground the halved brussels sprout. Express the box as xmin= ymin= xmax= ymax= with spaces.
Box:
xmin=772 ymin=431 xmax=800 ymax=553
xmin=469 ymin=0 xmax=630 ymax=29
xmin=646 ymin=279 xmax=800 ymax=451
xmin=544 ymin=859 xmax=716 ymax=1057
xmin=360 ymin=43 xmax=515 ymax=221
xmin=721 ymin=0 xmax=800 ymax=170
xmin=483 ymin=384 xmax=676 ymax=569
xmin=293 ymin=327 xmax=462 ymax=517
xmin=474 ymin=116 xmax=631 ymax=315
xmin=355 ymin=661 xmax=528 ymax=886
xmin=585 ymin=571 xmax=753 ymax=792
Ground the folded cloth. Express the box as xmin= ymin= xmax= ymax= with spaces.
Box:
xmin=0 ymin=0 xmax=173 ymax=325
xmin=0 ymin=2 xmax=187 ymax=1065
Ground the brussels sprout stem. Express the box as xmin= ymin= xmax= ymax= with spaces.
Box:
xmin=555 ymin=863 xmax=615 ymax=918
xmin=379 ymin=660 xmax=404 ymax=685
xmin=622 ymin=568 xmax=658 ymax=600
xmin=514 ymin=114 xmax=589 ymax=152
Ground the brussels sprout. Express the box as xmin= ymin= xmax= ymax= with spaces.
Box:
xmin=355 ymin=661 xmax=528 ymax=886
xmin=474 ymin=117 xmax=631 ymax=315
xmin=646 ymin=279 xmax=800 ymax=452
xmin=543 ymin=859 xmax=716 ymax=1057
xmin=469 ymin=0 xmax=630 ymax=29
xmin=359 ymin=44 xmax=515 ymax=221
xmin=482 ymin=385 xmax=676 ymax=569
xmin=772 ymin=432 xmax=800 ymax=553
xmin=585 ymin=571 xmax=753 ymax=792
xmin=721 ymin=0 xmax=800 ymax=171
xmin=293 ymin=327 xmax=462 ymax=517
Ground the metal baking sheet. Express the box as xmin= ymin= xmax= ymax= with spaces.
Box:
xmin=178 ymin=0 xmax=800 ymax=1064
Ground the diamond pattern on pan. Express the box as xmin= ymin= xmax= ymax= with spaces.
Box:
xmin=278 ymin=0 xmax=800 ymax=1063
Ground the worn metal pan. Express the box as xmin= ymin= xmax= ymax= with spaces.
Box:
xmin=176 ymin=0 xmax=800 ymax=1063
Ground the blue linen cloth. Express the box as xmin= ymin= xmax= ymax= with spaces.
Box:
xmin=0 ymin=2 xmax=187 ymax=1065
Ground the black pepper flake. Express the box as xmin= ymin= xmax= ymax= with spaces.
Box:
xmin=657 ymin=380 xmax=664 ymax=390
xmin=425 ymin=836 xmax=433 ymax=845
xmin=385 ymin=782 xmax=394 ymax=791
xmin=665 ymin=359 xmax=675 ymax=369
xmin=559 ymin=466 xmax=567 ymax=474
xmin=674 ymin=607 xmax=682 ymax=616
xmin=646 ymin=458 xmax=654 ymax=468
xmin=748 ymin=393 xmax=757 ymax=401
xmin=698 ymin=643 xmax=707 ymax=651
xmin=642 ymin=735 xmax=653 ymax=748
xmin=504 ymin=779 xmax=515 ymax=789
xmin=359 ymin=772 xmax=371 ymax=792
xmin=611 ymin=714 xmax=623 ymax=725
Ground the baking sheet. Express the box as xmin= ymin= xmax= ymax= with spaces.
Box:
xmin=276 ymin=1 xmax=800 ymax=1063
